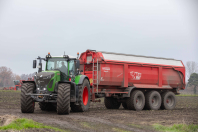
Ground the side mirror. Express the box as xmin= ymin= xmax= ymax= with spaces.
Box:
xmin=76 ymin=60 xmax=80 ymax=69
xmin=33 ymin=60 xmax=37 ymax=68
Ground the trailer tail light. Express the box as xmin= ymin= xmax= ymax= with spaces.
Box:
xmin=87 ymin=56 xmax=92 ymax=63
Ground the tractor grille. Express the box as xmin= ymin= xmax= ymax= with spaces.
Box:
xmin=35 ymin=72 xmax=54 ymax=89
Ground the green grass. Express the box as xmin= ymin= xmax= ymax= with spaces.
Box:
xmin=154 ymin=124 xmax=198 ymax=132
xmin=0 ymin=90 xmax=21 ymax=93
xmin=0 ymin=118 xmax=67 ymax=132
xmin=80 ymin=122 xmax=94 ymax=129
xmin=176 ymin=94 xmax=198 ymax=97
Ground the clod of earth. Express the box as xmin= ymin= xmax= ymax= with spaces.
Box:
xmin=0 ymin=115 xmax=18 ymax=126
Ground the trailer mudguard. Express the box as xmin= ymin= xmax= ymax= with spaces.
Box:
xmin=122 ymin=86 xmax=136 ymax=97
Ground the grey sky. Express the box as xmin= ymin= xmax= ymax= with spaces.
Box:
xmin=0 ymin=0 xmax=197 ymax=75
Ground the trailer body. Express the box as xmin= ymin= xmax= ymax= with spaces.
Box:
xmin=79 ymin=50 xmax=185 ymax=97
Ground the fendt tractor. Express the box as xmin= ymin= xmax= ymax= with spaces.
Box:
xmin=21 ymin=52 xmax=90 ymax=114
xmin=21 ymin=50 xmax=185 ymax=115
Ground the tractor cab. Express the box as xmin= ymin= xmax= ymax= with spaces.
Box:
xmin=32 ymin=53 xmax=80 ymax=93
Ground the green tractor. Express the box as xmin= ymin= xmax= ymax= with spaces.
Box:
xmin=21 ymin=53 xmax=91 ymax=115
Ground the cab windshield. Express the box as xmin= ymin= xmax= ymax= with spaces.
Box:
xmin=47 ymin=58 xmax=68 ymax=75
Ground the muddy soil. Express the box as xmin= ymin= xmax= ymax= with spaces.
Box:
xmin=0 ymin=90 xmax=198 ymax=132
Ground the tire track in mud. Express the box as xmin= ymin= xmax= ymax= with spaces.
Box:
xmin=0 ymin=109 xmax=152 ymax=132
xmin=69 ymin=115 xmax=152 ymax=132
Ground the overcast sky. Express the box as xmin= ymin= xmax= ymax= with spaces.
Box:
xmin=0 ymin=0 xmax=197 ymax=75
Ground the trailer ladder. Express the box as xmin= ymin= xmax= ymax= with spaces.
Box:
xmin=92 ymin=58 xmax=98 ymax=94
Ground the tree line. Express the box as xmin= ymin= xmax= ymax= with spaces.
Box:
xmin=186 ymin=61 xmax=198 ymax=94
xmin=0 ymin=66 xmax=35 ymax=87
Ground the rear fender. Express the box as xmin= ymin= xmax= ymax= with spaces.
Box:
xmin=78 ymin=75 xmax=90 ymax=85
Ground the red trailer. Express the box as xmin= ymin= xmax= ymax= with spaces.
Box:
xmin=79 ymin=50 xmax=185 ymax=111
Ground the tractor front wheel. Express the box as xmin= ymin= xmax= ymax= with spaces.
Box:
xmin=57 ymin=83 xmax=70 ymax=115
xmin=21 ymin=83 xmax=35 ymax=113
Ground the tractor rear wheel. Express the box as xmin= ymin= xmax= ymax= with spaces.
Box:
xmin=57 ymin=83 xmax=70 ymax=115
xmin=71 ymin=79 xmax=90 ymax=112
xmin=126 ymin=90 xmax=145 ymax=111
xmin=145 ymin=91 xmax=161 ymax=110
xmin=122 ymin=102 xmax=128 ymax=109
xmin=21 ymin=83 xmax=35 ymax=113
xmin=161 ymin=91 xmax=176 ymax=110
xmin=104 ymin=97 xmax=121 ymax=109
xmin=39 ymin=102 xmax=56 ymax=111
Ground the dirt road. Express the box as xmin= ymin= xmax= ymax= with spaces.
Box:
xmin=0 ymin=90 xmax=198 ymax=132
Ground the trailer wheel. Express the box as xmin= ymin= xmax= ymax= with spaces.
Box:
xmin=39 ymin=102 xmax=56 ymax=111
xmin=145 ymin=91 xmax=161 ymax=110
xmin=126 ymin=90 xmax=145 ymax=111
xmin=161 ymin=91 xmax=176 ymax=110
xmin=71 ymin=79 xmax=90 ymax=112
xmin=57 ymin=83 xmax=70 ymax=115
xmin=122 ymin=102 xmax=128 ymax=109
xmin=21 ymin=83 xmax=35 ymax=113
xmin=104 ymin=97 xmax=121 ymax=109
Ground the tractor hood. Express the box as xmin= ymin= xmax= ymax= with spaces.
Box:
xmin=35 ymin=71 xmax=56 ymax=90
xmin=36 ymin=72 xmax=55 ymax=80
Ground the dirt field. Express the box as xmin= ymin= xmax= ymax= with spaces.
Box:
xmin=0 ymin=90 xmax=198 ymax=132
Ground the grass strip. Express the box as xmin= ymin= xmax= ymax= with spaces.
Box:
xmin=153 ymin=124 xmax=198 ymax=132
xmin=176 ymin=94 xmax=198 ymax=97
xmin=0 ymin=118 xmax=67 ymax=132
xmin=0 ymin=90 xmax=21 ymax=93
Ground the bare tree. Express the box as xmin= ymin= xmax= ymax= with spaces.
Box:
xmin=0 ymin=66 xmax=13 ymax=87
xmin=186 ymin=61 xmax=198 ymax=79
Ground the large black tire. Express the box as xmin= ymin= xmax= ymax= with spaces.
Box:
xmin=161 ymin=91 xmax=176 ymax=110
xmin=57 ymin=83 xmax=70 ymax=115
xmin=126 ymin=90 xmax=145 ymax=111
xmin=145 ymin=91 xmax=161 ymax=110
xmin=71 ymin=79 xmax=91 ymax=112
xmin=39 ymin=102 xmax=56 ymax=111
xmin=104 ymin=97 xmax=121 ymax=109
xmin=21 ymin=83 xmax=35 ymax=113
xmin=122 ymin=102 xmax=128 ymax=109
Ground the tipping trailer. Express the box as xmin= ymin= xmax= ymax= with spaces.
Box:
xmin=79 ymin=50 xmax=185 ymax=110
xmin=21 ymin=50 xmax=185 ymax=115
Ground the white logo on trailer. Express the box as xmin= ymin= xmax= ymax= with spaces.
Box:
xmin=130 ymin=71 xmax=142 ymax=80
xmin=102 ymin=67 xmax=110 ymax=72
